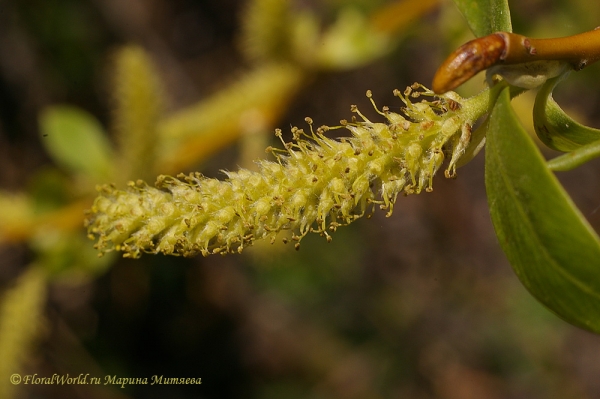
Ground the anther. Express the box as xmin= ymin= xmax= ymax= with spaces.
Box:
xmin=447 ymin=99 xmax=461 ymax=111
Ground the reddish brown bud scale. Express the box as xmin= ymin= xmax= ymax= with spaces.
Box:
xmin=432 ymin=33 xmax=506 ymax=94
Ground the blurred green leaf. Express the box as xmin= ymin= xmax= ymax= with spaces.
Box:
xmin=485 ymin=87 xmax=600 ymax=334
xmin=533 ymin=75 xmax=600 ymax=152
xmin=31 ymin=229 xmax=114 ymax=279
xmin=27 ymin=168 xmax=71 ymax=213
xmin=316 ymin=7 xmax=389 ymax=69
xmin=452 ymin=0 xmax=512 ymax=37
xmin=39 ymin=106 xmax=114 ymax=180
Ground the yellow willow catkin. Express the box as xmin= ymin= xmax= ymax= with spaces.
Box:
xmin=0 ymin=267 xmax=46 ymax=399
xmin=86 ymin=85 xmax=475 ymax=258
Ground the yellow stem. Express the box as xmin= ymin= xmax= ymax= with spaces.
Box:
xmin=1 ymin=199 xmax=90 ymax=243
xmin=501 ymin=29 xmax=600 ymax=68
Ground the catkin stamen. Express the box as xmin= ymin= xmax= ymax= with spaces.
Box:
xmin=86 ymin=86 xmax=480 ymax=258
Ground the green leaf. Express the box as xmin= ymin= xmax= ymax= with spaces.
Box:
xmin=452 ymin=0 xmax=512 ymax=37
xmin=547 ymin=140 xmax=600 ymax=172
xmin=39 ymin=106 xmax=114 ymax=180
xmin=485 ymin=87 xmax=600 ymax=334
xmin=30 ymin=230 xmax=115 ymax=279
xmin=533 ymin=75 xmax=600 ymax=152
xmin=316 ymin=8 xmax=390 ymax=70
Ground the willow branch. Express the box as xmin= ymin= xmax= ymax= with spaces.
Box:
xmin=432 ymin=27 xmax=600 ymax=94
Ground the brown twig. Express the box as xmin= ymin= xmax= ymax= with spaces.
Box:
xmin=432 ymin=27 xmax=600 ymax=94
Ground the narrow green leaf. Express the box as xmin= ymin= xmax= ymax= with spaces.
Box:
xmin=452 ymin=0 xmax=512 ymax=37
xmin=39 ymin=106 xmax=114 ymax=180
xmin=533 ymin=75 xmax=600 ymax=152
xmin=547 ymin=140 xmax=600 ymax=171
xmin=485 ymin=87 xmax=600 ymax=334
